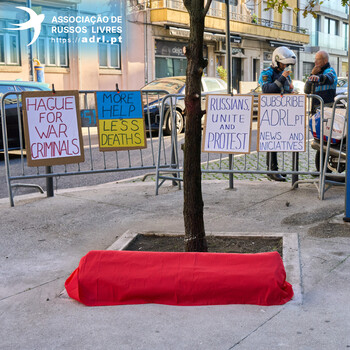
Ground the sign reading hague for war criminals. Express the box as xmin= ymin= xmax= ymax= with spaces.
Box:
xmin=22 ymin=91 xmax=84 ymax=167
xmin=95 ymin=91 xmax=147 ymax=151
xmin=202 ymin=94 xmax=253 ymax=154
xmin=258 ymin=94 xmax=306 ymax=152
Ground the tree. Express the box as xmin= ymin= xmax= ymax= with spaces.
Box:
xmin=182 ymin=0 xmax=213 ymax=252
xmin=266 ymin=0 xmax=349 ymax=17
xmin=181 ymin=0 xmax=349 ymax=252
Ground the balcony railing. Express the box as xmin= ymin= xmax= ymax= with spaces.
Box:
xmin=128 ymin=0 xmax=308 ymax=35
xmin=311 ymin=31 xmax=346 ymax=51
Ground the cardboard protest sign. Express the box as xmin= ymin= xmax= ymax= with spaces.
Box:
xmin=202 ymin=94 xmax=253 ymax=154
xmin=22 ymin=91 xmax=84 ymax=167
xmin=258 ymin=94 xmax=306 ymax=152
xmin=95 ymin=91 xmax=147 ymax=151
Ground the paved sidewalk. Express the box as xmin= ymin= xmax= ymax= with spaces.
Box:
xmin=0 ymin=179 xmax=349 ymax=350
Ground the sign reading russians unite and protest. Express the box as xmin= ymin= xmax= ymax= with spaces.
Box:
xmin=22 ymin=91 xmax=84 ymax=167
xmin=95 ymin=91 xmax=147 ymax=151
xmin=202 ymin=95 xmax=253 ymax=154
xmin=258 ymin=94 xmax=306 ymax=152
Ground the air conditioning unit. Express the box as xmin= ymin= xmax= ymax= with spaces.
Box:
xmin=215 ymin=41 xmax=226 ymax=53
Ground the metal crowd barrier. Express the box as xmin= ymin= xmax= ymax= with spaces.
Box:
xmin=0 ymin=89 xmax=170 ymax=206
xmin=2 ymin=90 xmax=342 ymax=206
xmin=155 ymin=93 xmax=329 ymax=198
xmin=318 ymin=94 xmax=348 ymax=199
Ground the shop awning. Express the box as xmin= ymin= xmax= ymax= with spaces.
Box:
xmin=168 ymin=26 xmax=241 ymax=43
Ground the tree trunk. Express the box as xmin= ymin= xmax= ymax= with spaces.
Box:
xmin=183 ymin=0 xmax=210 ymax=252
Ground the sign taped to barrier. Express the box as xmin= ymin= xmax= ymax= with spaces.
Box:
xmin=95 ymin=91 xmax=147 ymax=151
xmin=22 ymin=91 xmax=84 ymax=167
xmin=202 ymin=94 xmax=253 ymax=154
xmin=258 ymin=94 xmax=306 ymax=152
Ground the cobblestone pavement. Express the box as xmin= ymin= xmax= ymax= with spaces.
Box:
xmin=141 ymin=141 xmax=319 ymax=182
xmin=201 ymin=142 xmax=318 ymax=182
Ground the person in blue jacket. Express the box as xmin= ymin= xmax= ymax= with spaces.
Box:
xmin=304 ymin=50 xmax=337 ymax=113
xmin=258 ymin=46 xmax=296 ymax=181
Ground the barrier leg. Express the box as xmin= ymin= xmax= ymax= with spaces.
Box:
xmin=46 ymin=166 xmax=54 ymax=197
xmin=292 ymin=152 xmax=299 ymax=188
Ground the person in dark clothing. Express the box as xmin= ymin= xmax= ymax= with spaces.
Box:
xmin=304 ymin=50 xmax=337 ymax=114
xmin=258 ymin=46 xmax=296 ymax=181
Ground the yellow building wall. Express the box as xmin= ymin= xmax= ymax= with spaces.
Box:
xmin=150 ymin=8 xmax=309 ymax=44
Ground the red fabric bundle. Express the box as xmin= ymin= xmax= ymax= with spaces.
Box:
xmin=65 ymin=250 xmax=293 ymax=306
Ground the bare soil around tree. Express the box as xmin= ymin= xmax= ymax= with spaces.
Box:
xmin=124 ymin=234 xmax=283 ymax=256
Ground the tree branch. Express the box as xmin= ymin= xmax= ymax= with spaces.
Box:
xmin=183 ymin=0 xmax=191 ymax=12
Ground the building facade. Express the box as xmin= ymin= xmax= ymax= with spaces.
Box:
xmin=1 ymin=0 xmax=311 ymax=92
xmin=130 ymin=0 xmax=309 ymax=91
xmin=0 ymin=0 xmax=131 ymax=90
xmin=299 ymin=0 xmax=349 ymax=79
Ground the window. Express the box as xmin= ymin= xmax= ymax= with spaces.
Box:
xmin=303 ymin=62 xmax=314 ymax=78
xmin=229 ymin=0 xmax=238 ymax=15
xmin=312 ymin=15 xmax=320 ymax=32
xmin=0 ymin=85 xmax=17 ymax=101
xmin=210 ymin=1 xmax=221 ymax=17
xmin=0 ymin=19 xmax=21 ymax=65
xmin=36 ymin=25 xmax=69 ymax=67
xmin=0 ymin=36 xmax=4 ymax=62
xmin=16 ymin=86 xmax=42 ymax=92
xmin=325 ymin=18 xmax=339 ymax=35
xmin=0 ymin=85 xmax=15 ymax=94
xmin=99 ymin=42 xmax=121 ymax=69
xmin=262 ymin=1 xmax=274 ymax=23
xmin=204 ymin=78 xmax=222 ymax=92
xmin=282 ymin=8 xmax=292 ymax=28
xmin=155 ymin=57 xmax=187 ymax=78
xmin=245 ymin=0 xmax=255 ymax=13
xmin=344 ymin=23 xmax=348 ymax=51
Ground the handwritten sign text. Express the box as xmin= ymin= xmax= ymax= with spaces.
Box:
xmin=202 ymin=95 xmax=253 ymax=154
xmin=258 ymin=94 xmax=306 ymax=152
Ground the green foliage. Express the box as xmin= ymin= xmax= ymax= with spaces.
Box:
xmin=252 ymin=13 xmax=258 ymax=24
xmin=216 ymin=66 xmax=227 ymax=82
xmin=266 ymin=0 xmax=348 ymax=18
xmin=265 ymin=0 xmax=289 ymax=13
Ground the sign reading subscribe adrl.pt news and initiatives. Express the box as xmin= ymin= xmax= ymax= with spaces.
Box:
xmin=202 ymin=94 xmax=253 ymax=154
xmin=95 ymin=91 xmax=147 ymax=151
xmin=258 ymin=94 xmax=306 ymax=152
xmin=22 ymin=91 xmax=84 ymax=167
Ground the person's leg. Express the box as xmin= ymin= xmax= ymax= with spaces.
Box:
xmin=266 ymin=152 xmax=286 ymax=181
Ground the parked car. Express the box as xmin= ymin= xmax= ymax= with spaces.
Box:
xmin=336 ymin=77 xmax=348 ymax=96
xmin=141 ymin=76 xmax=235 ymax=134
xmin=248 ymin=79 xmax=305 ymax=115
xmin=0 ymin=80 xmax=51 ymax=151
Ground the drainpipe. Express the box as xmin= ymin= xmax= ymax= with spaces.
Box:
xmin=225 ymin=0 xmax=234 ymax=189
xmin=27 ymin=0 xmax=34 ymax=81
xmin=144 ymin=9 xmax=148 ymax=84
xmin=296 ymin=0 xmax=300 ymax=80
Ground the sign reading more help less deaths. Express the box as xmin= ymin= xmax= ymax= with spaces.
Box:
xmin=22 ymin=91 xmax=84 ymax=167
xmin=258 ymin=94 xmax=306 ymax=152
xmin=202 ymin=94 xmax=253 ymax=154
xmin=95 ymin=91 xmax=147 ymax=151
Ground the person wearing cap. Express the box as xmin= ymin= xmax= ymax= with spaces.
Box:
xmin=304 ymin=50 xmax=337 ymax=114
xmin=258 ymin=46 xmax=296 ymax=181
